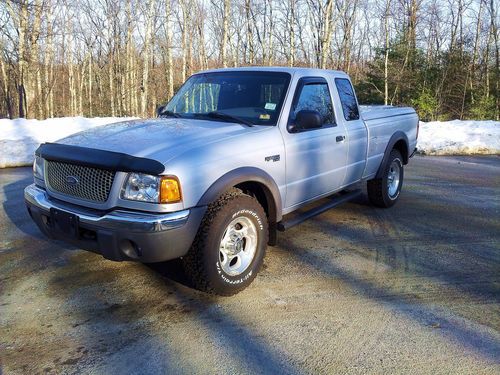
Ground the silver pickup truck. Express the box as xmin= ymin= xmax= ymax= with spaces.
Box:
xmin=25 ymin=67 xmax=418 ymax=295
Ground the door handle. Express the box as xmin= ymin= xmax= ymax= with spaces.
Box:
xmin=336 ymin=135 xmax=345 ymax=142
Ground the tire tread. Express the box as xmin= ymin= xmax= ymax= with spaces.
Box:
xmin=182 ymin=188 xmax=267 ymax=295
xmin=367 ymin=149 xmax=403 ymax=208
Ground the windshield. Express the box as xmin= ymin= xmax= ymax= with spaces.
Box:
xmin=163 ymin=71 xmax=291 ymax=126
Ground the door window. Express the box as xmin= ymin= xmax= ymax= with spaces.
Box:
xmin=293 ymin=83 xmax=335 ymax=126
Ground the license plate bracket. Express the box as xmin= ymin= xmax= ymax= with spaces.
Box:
xmin=50 ymin=208 xmax=79 ymax=238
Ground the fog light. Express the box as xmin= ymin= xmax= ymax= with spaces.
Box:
xmin=119 ymin=239 xmax=142 ymax=258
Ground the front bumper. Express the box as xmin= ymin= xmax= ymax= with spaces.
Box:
xmin=24 ymin=184 xmax=206 ymax=262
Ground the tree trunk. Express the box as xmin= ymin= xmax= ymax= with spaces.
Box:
xmin=490 ymin=0 xmax=499 ymax=119
xmin=186 ymin=10 xmax=193 ymax=76
xmin=79 ymin=59 xmax=85 ymax=115
xmin=141 ymin=0 xmax=155 ymax=117
xmin=245 ymin=0 xmax=254 ymax=64
xmin=44 ymin=1 xmax=55 ymax=118
xmin=88 ymin=52 xmax=93 ymax=117
xmin=9 ymin=1 xmax=29 ymax=117
xmin=30 ymin=0 xmax=43 ymax=118
xmin=469 ymin=0 xmax=484 ymax=103
xmin=320 ymin=0 xmax=334 ymax=69
xmin=267 ymin=0 xmax=274 ymax=65
xmin=221 ymin=0 xmax=231 ymax=67
xmin=289 ymin=0 xmax=295 ymax=66
xmin=197 ymin=13 xmax=208 ymax=71
xmin=67 ymin=20 xmax=76 ymax=117
xmin=384 ymin=0 xmax=391 ymax=105
xmin=166 ymin=0 xmax=174 ymax=99
xmin=0 ymin=52 xmax=13 ymax=118
xmin=180 ymin=0 xmax=188 ymax=82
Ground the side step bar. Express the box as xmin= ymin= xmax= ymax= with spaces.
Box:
xmin=277 ymin=190 xmax=362 ymax=232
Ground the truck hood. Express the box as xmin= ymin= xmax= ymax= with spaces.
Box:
xmin=58 ymin=118 xmax=260 ymax=164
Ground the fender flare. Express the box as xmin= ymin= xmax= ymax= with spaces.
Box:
xmin=197 ymin=167 xmax=283 ymax=223
xmin=375 ymin=131 xmax=409 ymax=179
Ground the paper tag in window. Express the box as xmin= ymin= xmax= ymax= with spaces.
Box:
xmin=264 ymin=103 xmax=277 ymax=110
xmin=259 ymin=114 xmax=271 ymax=120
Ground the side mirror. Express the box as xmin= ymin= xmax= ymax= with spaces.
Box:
xmin=156 ymin=104 xmax=166 ymax=117
xmin=290 ymin=110 xmax=323 ymax=132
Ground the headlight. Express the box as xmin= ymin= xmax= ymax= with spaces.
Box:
xmin=33 ymin=156 xmax=44 ymax=180
xmin=121 ymin=173 xmax=182 ymax=204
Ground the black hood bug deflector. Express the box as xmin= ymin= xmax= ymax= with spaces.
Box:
xmin=36 ymin=143 xmax=165 ymax=175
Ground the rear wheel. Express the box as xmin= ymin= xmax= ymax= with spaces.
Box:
xmin=182 ymin=188 xmax=268 ymax=295
xmin=367 ymin=149 xmax=404 ymax=208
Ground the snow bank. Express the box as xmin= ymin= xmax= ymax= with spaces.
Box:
xmin=0 ymin=117 xmax=137 ymax=168
xmin=417 ymin=120 xmax=500 ymax=156
xmin=0 ymin=117 xmax=498 ymax=168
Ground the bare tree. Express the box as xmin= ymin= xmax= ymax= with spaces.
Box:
xmin=384 ymin=0 xmax=391 ymax=105
xmin=221 ymin=0 xmax=231 ymax=67
xmin=140 ymin=0 xmax=155 ymax=117
xmin=0 ymin=0 xmax=496 ymax=120
xmin=165 ymin=0 xmax=174 ymax=99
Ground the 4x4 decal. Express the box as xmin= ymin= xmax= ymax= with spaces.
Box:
xmin=265 ymin=155 xmax=280 ymax=162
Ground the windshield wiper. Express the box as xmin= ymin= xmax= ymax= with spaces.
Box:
xmin=159 ymin=110 xmax=182 ymax=118
xmin=205 ymin=111 xmax=254 ymax=127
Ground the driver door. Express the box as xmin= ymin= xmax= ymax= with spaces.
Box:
xmin=282 ymin=77 xmax=348 ymax=210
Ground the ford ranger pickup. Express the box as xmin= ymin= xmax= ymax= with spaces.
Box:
xmin=25 ymin=67 xmax=418 ymax=295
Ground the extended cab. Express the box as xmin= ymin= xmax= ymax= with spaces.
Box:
xmin=25 ymin=67 xmax=418 ymax=295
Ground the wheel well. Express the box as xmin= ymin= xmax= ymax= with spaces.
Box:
xmin=234 ymin=181 xmax=276 ymax=223
xmin=393 ymin=139 xmax=409 ymax=164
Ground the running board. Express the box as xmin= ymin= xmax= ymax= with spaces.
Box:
xmin=277 ymin=190 xmax=362 ymax=232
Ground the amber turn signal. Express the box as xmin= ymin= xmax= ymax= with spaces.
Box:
xmin=160 ymin=177 xmax=182 ymax=203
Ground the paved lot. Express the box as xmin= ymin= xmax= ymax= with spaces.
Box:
xmin=1 ymin=156 xmax=499 ymax=375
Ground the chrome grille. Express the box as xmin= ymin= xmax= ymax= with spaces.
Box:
xmin=46 ymin=161 xmax=115 ymax=202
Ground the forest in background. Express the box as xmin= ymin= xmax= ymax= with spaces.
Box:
xmin=0 ymin=0 xmax=498 ymax=121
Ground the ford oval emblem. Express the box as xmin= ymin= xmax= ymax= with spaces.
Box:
xmin=66 ymin=175 xmax=79 ymax=186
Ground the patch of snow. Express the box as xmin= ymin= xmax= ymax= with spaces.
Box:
xmin=417 ymin=120 xmax=500 ymax=156
xmin=0 ymin=117 xmax=137 ymax=168
xmin=0 ymin=117 xmax=499 ymax=168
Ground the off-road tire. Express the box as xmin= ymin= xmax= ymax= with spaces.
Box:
xmin=367 ymin=149 xmax=404 ymax=208
xmin=182 ymin=188 xmax=268 ymax=296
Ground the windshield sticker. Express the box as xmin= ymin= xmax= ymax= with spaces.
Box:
xmin=264 ymin=103 xmax=277 ymax=110
xmin=259 ymin=114 xmax=271 ymax=120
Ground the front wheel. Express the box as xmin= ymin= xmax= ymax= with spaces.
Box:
xmin=367 ymin=149 xmax=404 ymax=208
xmin=182 ymin=189 xmax=268 ymax=295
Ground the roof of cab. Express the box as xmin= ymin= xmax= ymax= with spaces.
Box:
xmin=194 ymin=66 xmax=350 ymax=79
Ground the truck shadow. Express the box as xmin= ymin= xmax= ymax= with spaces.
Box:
xmin=39 ymin=252 xmax=305 ymax=374
xmin=282 ymin=236 xmax=500 ymax=362
xmin=312 ymin=206 xmax=500 ymax=305
xmin=272 ymin=180 xmax=500 ymax=363
xmin=147 ymin=259 xmax=192 ymax=287
xmin=1 ymin=169 xmax=45 ymax=240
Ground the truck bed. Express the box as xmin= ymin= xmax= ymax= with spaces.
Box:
xmin=359 ymin=105 xmax=419 ymax=180
xmin=360 ymin=105 xmax=416 ymax=121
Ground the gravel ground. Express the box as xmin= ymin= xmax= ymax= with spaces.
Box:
xmin=1 ymin=156 xmax=499 ymax=375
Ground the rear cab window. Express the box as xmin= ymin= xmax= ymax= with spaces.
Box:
xmin=335 ymin=78 xmax=360 ymax=121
